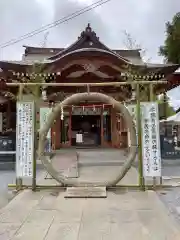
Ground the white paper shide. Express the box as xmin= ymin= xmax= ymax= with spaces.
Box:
xmin=16 ymin=102 xmax=34 ymax=177
xmin=141 ymin=102 xmax=161 ymax=177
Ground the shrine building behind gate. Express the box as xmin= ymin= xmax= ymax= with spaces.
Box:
xmin=0 ymin=24 xmax=179 ymax=149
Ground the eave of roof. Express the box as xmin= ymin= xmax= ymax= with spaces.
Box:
xmin=0 ymin=59 xmax=179 ymax=74
xmin=49 ymin=47 xmax=130 ymax=64
xmin=0 ymin=49 xmax=179 ymax=76
xmin=130 ymin=62 xmax=180 ymax=75
xmin=23 ymin=45 xmax=142 ymax=59
xmin=23 ymin=45 xmax=62 ymax=50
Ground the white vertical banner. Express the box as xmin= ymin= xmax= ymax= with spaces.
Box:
xmin=16 ymin=102 xmax=34 ymax=178
xmin=40 ymin=107 xmax=52 ymax=152
xmin=128 ymin=102 xmax=162 ymax=177
xmin=141 ymin=102 xmax=161 ymax=177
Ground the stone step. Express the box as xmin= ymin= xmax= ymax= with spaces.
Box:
xmin=65 ymin=186 xmax=107 ymax=198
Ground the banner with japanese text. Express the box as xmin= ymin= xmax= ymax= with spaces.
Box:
xmin=128 ymin=102 xmax=162 ymax=177
xmin=16 ymin=102 xmax=34 ymax=177
xmin=141 ymin=102 xmax=161 ymax=177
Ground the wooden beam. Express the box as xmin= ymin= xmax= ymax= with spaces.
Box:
xmin=6 ymin=80 xmax=167 ymax=87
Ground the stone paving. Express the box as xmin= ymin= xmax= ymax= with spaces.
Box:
xmin=0 ymin=189 xmax=180 ymax=239
xmin=1 ymin=149 xmax=180 ymax=239
xmin=39 ymin=149 xmax=139 ymax=186
xmin=158 ymin=187 xmax=180 ymax=224
xmin=42 ymin=149 xmax=180 ymax=187
xmin=51 ymin=151 xmax=79 ymax=178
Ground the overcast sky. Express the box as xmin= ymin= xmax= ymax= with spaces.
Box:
xmin=0 ymin=0 xmax=180 ymax=104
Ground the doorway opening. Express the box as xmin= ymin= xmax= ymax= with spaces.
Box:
xmin=71 ymin=115 xmax=101 ymax=146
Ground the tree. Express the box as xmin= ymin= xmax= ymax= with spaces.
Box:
xmin=159 ymin=12 xmax=180 ymax=64
xmin=122 ymin=30 xmax=151 ymax=63
xmin=122 ymin=31 xmax=175 ymax=118
xmin=158 ymin=95 xmax=175 ymax=119
xmin=122 ymin=30 xmax=154 ymax=102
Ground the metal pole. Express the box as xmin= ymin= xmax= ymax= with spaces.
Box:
xmin=136 ymin=82 xmax=145 ymax=191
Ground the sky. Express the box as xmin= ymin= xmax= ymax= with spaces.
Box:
xmin=0 ymin=0 xmax=180 ymax=105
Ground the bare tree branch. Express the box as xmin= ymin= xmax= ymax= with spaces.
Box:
xmin=122 ymin=30 xmax=151 ymax=63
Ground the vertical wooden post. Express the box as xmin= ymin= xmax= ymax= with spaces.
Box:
xmin=32 ymin=102 xmax=37 ymax=191
xmin=110 ymin=107 xmax=113 ymax=147
xmin=163 ymin=92 xmax=168 ymax=136
xmin=101 ymin=106 xmax=104 ymax=146
xmin=16 ymin=85 xmax=23 ymax=191
xmin=7 ymin=100 xmax=11 ymax=129
xmin=69 ymin=107 xmax=72 ymax=147
xmin=31 ymin=80 xmax=40 ymax=192
xmin=136 ymin=82 xmax=145 ymax=191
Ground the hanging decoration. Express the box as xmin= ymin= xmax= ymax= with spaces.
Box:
xmin=69 ymin=103 xmax=112 ymax=109
xmin=60 ymin=106 xmax=64 ymax=120
xmin=70 ymin=104 xmax=113 ymax=116
xmin=41 ymin=88 xmax=47 ymax=101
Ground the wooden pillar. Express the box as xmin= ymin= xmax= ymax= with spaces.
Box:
xmin=68 ymin=108 xmax=72 ymax=147
xmin=110 ymin=107 xmax=113 ymax=147
xmin=163 ymin=92 xmax=168 ymax=136
xmin=7 ymin=100 xmax=11 ymax=129
xmin=111 ymin=108 xmax=118 ymax=147
xmin=101 ymin=107 xmax=104 ymax=146
xmin=53 ymin=118 xmax=60 ymax=149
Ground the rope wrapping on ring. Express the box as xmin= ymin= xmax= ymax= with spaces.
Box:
xmin=38 ymin=92 xmax=137 ymax=187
